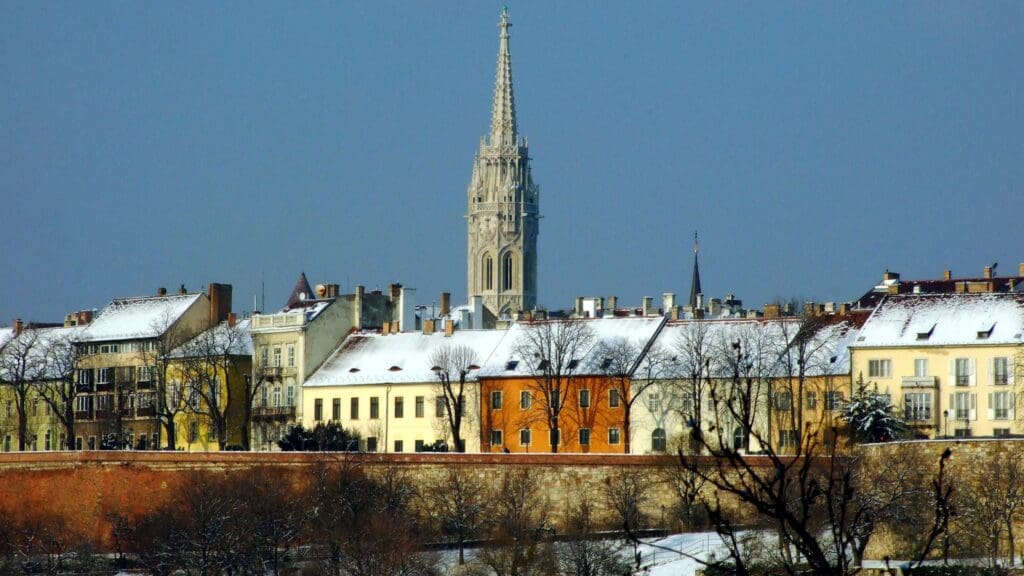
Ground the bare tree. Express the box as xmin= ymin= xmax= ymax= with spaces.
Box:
xmin=429 ymin=343 xmax=480 ymax=452
xmin=671 ymin=319 xmax=715 ymax=454
xmin=478 ymin=468 xmax=555 ymax=576
xmin=425 ymin=467 xmax=489 ymax=565
xmin=955 ymin=449 xmax=1024 ymax=567
xmin=513 ymin=318 xmax=595 ymax=453
xmin=177 ymin=320 xmax=251 ymax=450
xmin=0 ymin=328 xmax=46 ymax=450
xmin=39 ymin=331 xmax=82 ymax=450
xmin=137 ymin=314 xmax=195 ymax=449
xmin=558 ymin=492 xmax=631 ymax=576
xmin=596 ymin=337 xmax=670 ymax=454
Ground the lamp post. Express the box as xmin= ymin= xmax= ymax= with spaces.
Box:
xmin=942 ymin=409 xmax=949 ymax=438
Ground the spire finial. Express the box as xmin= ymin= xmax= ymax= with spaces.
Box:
xmin=490 ymin=7 xmax=517 ymax=145
xmin=689 ymin=232 xmax=702 ymax=309
xmin=694 ymin=231 xmax=699 ymax=254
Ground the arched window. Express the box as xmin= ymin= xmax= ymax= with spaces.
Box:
xmin=484 ymin=255 xmax=494 ymax=290
xmin=502 ymin=253 xmax=514 ymax=291
xmin=651 ymin=428 xmax=667 ymax=452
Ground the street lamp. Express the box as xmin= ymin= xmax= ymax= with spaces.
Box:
xmin=942 ymin=409 xmax=949 ymax=438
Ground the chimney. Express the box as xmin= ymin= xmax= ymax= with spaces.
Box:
xmin=642 ymin=296 xmax=653 ymax=316
xmin=322 ymin=284 xmax=339 ymax=299
xmin=662 ymin=293 xmax=676 ymax=312
xmin=670 ymin=305 xmax=680 ymax=321
xmin=157 ymin=287 xmax=167 ymax=296
xmin=444 ymin=318 xmax=455 ymax=337
xmin=696 ymin=293 xmax=704 ymax=309
xmin=803 ymin=302 xmax=817 ymax=316
xmin=399 ymin=287 xmax=416 ymax=333
xmin=388 ymin=283 xmax=402 ymax=299
xmin=440 ymin=292 xmax=451 ymax=316
xmin=423 ymin=319 xmax=436 ymax=335
xmin=839 ymin=303 xmax=850 ymax=316
xmin=356 ymin=285 xmax=365 ymax=297
xmin=943 ymin=270 xmax=952 ymax=281
xmin=471 ymin=296 xmax=484 ymax=329
xmin=208 ymin=283 xmax=232 ymax=324
xmin=382 ymin=321 xmax=391 ymax=335
xmin=1019 ymin=263 xmax=1024 ymax=277
xmin=523 ymin=310 xmax=534 ymax=321
xmin=882 ymin=270 xmax=900 ymax=282
xmin=984 ymin=266 xmax=993 ymax=279
xmin=179 ymin=284 xmax=187 ymax=295
xmin=887 ymin=284 xmax=899 ymax=295
xmin=12 ymin=318 xmax=23 ymax=336
xmin=227 ymin=312 xmax=237 ymax=328
xmin=574 ymin=297 xmax=584 ymax=317
xmin=607 ymin=295 xmax=618 ymax=311
xmin=1010 ymin=278 xmax=1016 ymax=291
xmin=764 ymin=304 xmax=780 ymax=319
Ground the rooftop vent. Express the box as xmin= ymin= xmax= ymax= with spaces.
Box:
xmin=348 ymin=368 xmax=360 ymax=373
xmin=388 ymin=365 xmax=402 ymax=372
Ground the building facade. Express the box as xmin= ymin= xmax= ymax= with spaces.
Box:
xmin=466 ymin=9 xmax=539 ymax=320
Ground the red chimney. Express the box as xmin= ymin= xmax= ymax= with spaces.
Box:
xmin=208 ymin=283 xmax=232 ymax=324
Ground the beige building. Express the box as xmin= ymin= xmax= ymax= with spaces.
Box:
xmin=303 ymin=325 xmax=510 ymax=453
xmin=850 ymin=292 xmax=1024 ymax=438
xmin=248 ymin=274 xmax=411 ymax=450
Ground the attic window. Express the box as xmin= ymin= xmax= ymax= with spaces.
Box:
xmin=537 ymin=359 xmax=550 ymax=370
xmin=505 ymin=360 xmax=519 ymax=371
xmin=601 ymin=358 xmax=612 ymax=370
xmin=348 ymin=368 xmax=360 ymax=373
xmin=977 ymin=324 xmax=995 ymax=340
xmin=567 ymin=359 xmax=580 ymax=370
xmin=857 ymin=336 xmax=865 ymax=342
xmin=829 ymin=355 xmax=838 ymax=364
xmin=388 ymin=365 xmax=402 ymax=372
xmin=916 ymin=324 xmax=936 ymax=341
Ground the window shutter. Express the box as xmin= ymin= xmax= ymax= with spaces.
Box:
xmin=1010 ymin=358 xmax=1016 ymax=385
xmin=969 ymin=393 xmax=977 ymax=421
xmin=969 ymin=359 xmax=977 ymax=386
xmin=989 ymin=357 xmax=996 ymax=386
xmin=988 ymin=393 xmax=994 ymax=420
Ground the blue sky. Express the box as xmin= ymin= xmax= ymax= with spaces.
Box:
xmin=2 ymin=2 xmax=1021 ymax=322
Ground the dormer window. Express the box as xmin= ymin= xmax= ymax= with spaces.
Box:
xmin=388 ymin=365 xmax=402 ymax=372
xmin=601 ymin=358 xmax=612 ymax=370
xmin=536 ymin=359 xmax=550 ymax=371
xmin=348 ymin=368 xmax=360 ymax=373
xmin=916 ymin=324 xmax=936 ymax=341
xmin=977 ymin=324 xmax=995 ymax=340
xmin=567 ymin=359 xmax=580 ymax=370
xmin=505 ymin=360 xmax=519 ymax=371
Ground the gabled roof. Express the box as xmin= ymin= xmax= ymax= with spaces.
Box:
xmin=305 ymin=329 xmax=510 ymax=387
xmin=852 ymin=293 xmax=1024 ymax=348
xmin=77 ymin=293 xmax=203 ymax=343
xmin=169 ymin=318 xmax=253 ymax=359
xmin=477 ymin=316 xmax=666 ymax=378
xmin=854 ymin=274 xmax=1024 ymax=310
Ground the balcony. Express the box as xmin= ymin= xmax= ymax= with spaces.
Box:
xmin=252 ymin=405 xmax=296 ymax=421
xmin=901 ymin=376 xmax=937 ymax=388
xmin=260 ymin=366 xmax=296 ymax=381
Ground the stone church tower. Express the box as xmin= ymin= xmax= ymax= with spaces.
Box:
xmin=466 ymin=9 xmax=539 ymax=319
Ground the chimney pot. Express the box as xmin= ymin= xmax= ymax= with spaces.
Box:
xmin=440 ymin=292 xmax=451 ymax=316
xmin=1018 ymin=263 xmax=1024 ymax=277
xmin=984 ymin=266 xmax=993 ymax=279
xmin=444 ymin=318 xmax=454 ymax=337
xmin=12 ymin=318 xmax=24 ymax=336
xmin=943 ymin=270 xmax=952 ymax=281
xmin=179 ymin=284 xmax=187 ymax=294
xmin=423 ymin=319 xmax=435 ymax=335
xmin=227 ymin=312 xmax=237 ymax=328
xmin=157 ymin=287 xmax=167 ymax=296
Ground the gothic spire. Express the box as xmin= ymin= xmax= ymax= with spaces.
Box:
xmin=688 ymin=232 xmax=702 ymax=309
xmin=490 ymin=7 xmax=517 ymax=145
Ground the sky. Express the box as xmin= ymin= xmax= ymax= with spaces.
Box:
xmin=2 ymin=2 xmax=1022 ymax=323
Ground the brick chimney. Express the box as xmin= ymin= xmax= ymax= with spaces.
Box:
xmin=763 ymin=304 xmax=780 ymax=319
xmin=423 ymin=319 xmax=436 ymax=335
xmin=323 ymin=284 xmax=340 ymax=299
xmin=444 ymin=318 xmax=454 ymax=337
xmin=642 ymin=296 xmax=654 ymax=316
xmin=943 ymin=270 xmax=952 ymax=281
xmin=839 ymin=303 xmax=850 ymax=316
xmin=178 ymin=284 xmax=187 ymax=295
xmin=1019 ymin=263 xmax=1024 ymax=277
xmin=382 ymin=321 xmax=391 ymax=335
xmin=12 ymin=318 xmax=23 ymax=336
xmin=227 ymin=312 xmax=237 ymax=328
xmin=157 ymin=287 xmax=167 ymax=296
xmin=208 ymin=283 xmax=232 ymax=324
xmin=882 ymin=270 xmax=900 ymax=282
xmin=662 ymin=293 xmax=676 ymax=312
xmin=984 ymin=266 xmax=993 ymax=279
xmin=440 ymin=292 xmax=451 ymax=316
xmin=607 ymin=295 xmax=617 ymax=311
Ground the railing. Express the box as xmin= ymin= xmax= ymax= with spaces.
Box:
xmin=252 ymin=406 xmax=296 ymax=420
xmin=251 ymin=314 xmax=306 ymax=329
xmin=901 ymin=375 xmax=936 ymax=388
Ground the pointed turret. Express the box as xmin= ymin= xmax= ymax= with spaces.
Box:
xmin=689 ymin=233 xmax=702 ymax=309
xmin=286 ymin=272 xmax=314 ymax=309
xmin=490 ymin=7 xmax=517 ymax=146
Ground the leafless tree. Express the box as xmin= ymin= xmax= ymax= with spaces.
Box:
xmin=671 ymin=319 xmax=715 ymax=454
xmin=955 ymin=449 xmax=1024 ymax=567
xmin=137 ymin=313 xmax=195 ymax=449
xmin=39 ymin=331 xmax=82 ymax=450
xmin=477 ymin=468 xmax=555 ymax=576
xmin=596 ymin=337 xmax=670 ymax=454
xmin=429 ymin=343 xmax=480 ymax=452
xmin=558 ymin=492 xmax=631 ymax=576
xmin=177 ymin=320 xmax=251 ymax=449
xmin=424 ymin=467 xmax=490 ymax=565
xmin=0 ymin=328 xmax=46 ymax=450
xmin=513 ymin=317 xmax=595 ymax=453
xmin=711 ymin=321 xmax=780 ymax=454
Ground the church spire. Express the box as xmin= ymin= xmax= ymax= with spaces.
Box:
xmin=688 ymin=232 xmax=702 ymax=309
xmin=490 ymin=7 xmax=517 ymax=146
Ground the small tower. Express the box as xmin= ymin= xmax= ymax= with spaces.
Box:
xmin=466 ymin=8 xmax=539 ymax=319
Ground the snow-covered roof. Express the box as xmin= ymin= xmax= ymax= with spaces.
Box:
xmin=77 ymin=293 xmax=203 ymax=343
xmin=0 ymin=327 xmax=14 ymax=350
xmin=168 ymin=318 xmax=253 ymax=358
xmin=654 ymin=318 xmax=802 ymax=379
xmin=776 ymin=319 xmax=861 ymax=377
xmin=305 ymin=328 xmax=511 ymax=387
xmin=0 ymin=325 xmax=84 ymax=381
xmin=477 ymin=316 xmax=666 ymax=378
xmin=852 ymin=293 xmax=1024 ymax=348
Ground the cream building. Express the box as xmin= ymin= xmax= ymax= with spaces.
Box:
xmin=850 ymin=293 xmax=1024 ymax=438
xmin=303 ymin=326 xmax=510 ymax=453
xmin=466 ymin=9 xmax=539 ymax=320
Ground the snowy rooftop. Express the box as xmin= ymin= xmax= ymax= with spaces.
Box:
xmin=654 ymin=318 xmax=802 ymax=378
xmin=0 ymin=327 xmax=14 ymax=350
xmin=169 ymin=318 xmax=253 ymax=358
xmin=305 ymin=328 xmax=511 ymax=387
xmin=776 ymin=319 xmax=862 ymax=377
xmin=852 ymin=293 xmax=1024 ymax=348
xmin=0 ymin=325 xmax=84 ymax=380
xmin=477 ymin=316 xmax=666 ymax=378
xmin=77 ymin=293 xmax=203 ymax=343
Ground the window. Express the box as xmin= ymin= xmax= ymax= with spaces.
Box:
xmin=75 ymin=437 xmax=82 ymax=450
xmin=491 ymin=429 xmax=503 ymax=447
xmin=350 ymin=398 xmax=359 ymax=419
xmin=491 ymin=391 xmax=503 ymax=409
xmin=137 ymin=366 xmax=153 ymax=383
xmin=44 ymin=431 xmax=51 ymax=451
xmin=994 ymin=428 xmax=1012 ymax=437
xmin=868 ymin=359 xmax=891 ymax=378
xmin=551 ymin=390 xmax=561 ymax=411
xmin=97 ymin=368 xmax=113 ymax=384
xmin=32 ymin=398 xmax=38 ymax=416
xmin=394 ymin=440 xmax=404 ymax=453
xmin=502 ymin=253 xmax=514 ymax=291
xmin=990 ymin=391 xmax=1012 ymax=420
xmin=4 ymin=436 xmax=10 ymax=452
xmin=88 ymin=436 xmax=96 ymax=450
xmin=904 ymin=393 xmax=932 ymax=421
xmin=647 ymin=392 xmax=661 ymax=413
xmin=549 ymin=428 xmax=561 ymax=447
xmin=436 ymin=396 xmax=446 ymax=417
xmin=314 ymin=399 xmax=323 ymax=421
xmin=96 ymin=394 xmax=112 ymax=411
xmin=272 ymin=386 xmax=282 ymax=407
xmin=415 ymin=440 xmax=425 ymax=452
xmin=825 ymin=391 xmax=844 ymax=411
xmin=415 ymin=396 xmax=425 ymax=418
xmin=260 ymin=346 xmax=269 ymax=367
xmin=519 ymin=429 xmax=531 ymax=446
xmin=914 ymin=358 xmax=929 ymax=378
xmin=188 ymin=422 xmax=199 ymax=443
xmin=805 ymin=392 xmax=817 ymax=410
xmin=273 ymin=347 xmax=282 ymax=367
xmin=952 ymin=392 xmax=975 ymax=421
xmin=287 ymin=345 xmax=295 ymax=367
xmin=954 ymin=428 xmax=971 ymax=439
xmin=332 ymin=398 xmax=341 ymax=420
xmin=579 ymin=428 xmax=591 ymax=446
xmin=286 ymin=386 xmax=295 ymax=406
xmin=652 ymin=428 xmax=667 ymax=452
xmin=609 ymin=389 xmax=621 ymax=408
xmin=955 ymin=358 xmax=972 ymax=386
xmin=579 ymin=389 xmax=590 ymax=408
xmin=520 ymin=391 xmax=532 ymax=409
xmin=994 ymin=357 xmax=1010 ymax=385
xmin=366 ymin=437 xmax=378 ymax=452
xmin=370 ymin=397 xmax=380 ymax=419
xmin=138 ymin=434 xmax=146 ymax=450
xmin=484 ymin=255 xmax=494 ymax=291
xmin=779 ymin=429 xmax=800 ymax=448
xmin=608 ymin=428 xmax=621 ymax=445
xmin=774 ymin=391 xmax=792 ymax=411
xmin=75 ymin=396 xmax=91 ymax=413
xmin=395 ymin=396 xmax=404 ymax=418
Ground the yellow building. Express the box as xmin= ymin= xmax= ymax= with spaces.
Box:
xmin=850 ymin=293 xmax=1023 ymax=438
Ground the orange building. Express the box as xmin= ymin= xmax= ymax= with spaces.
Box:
xmin=476 ymin=315 xmax=666 ymax=454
